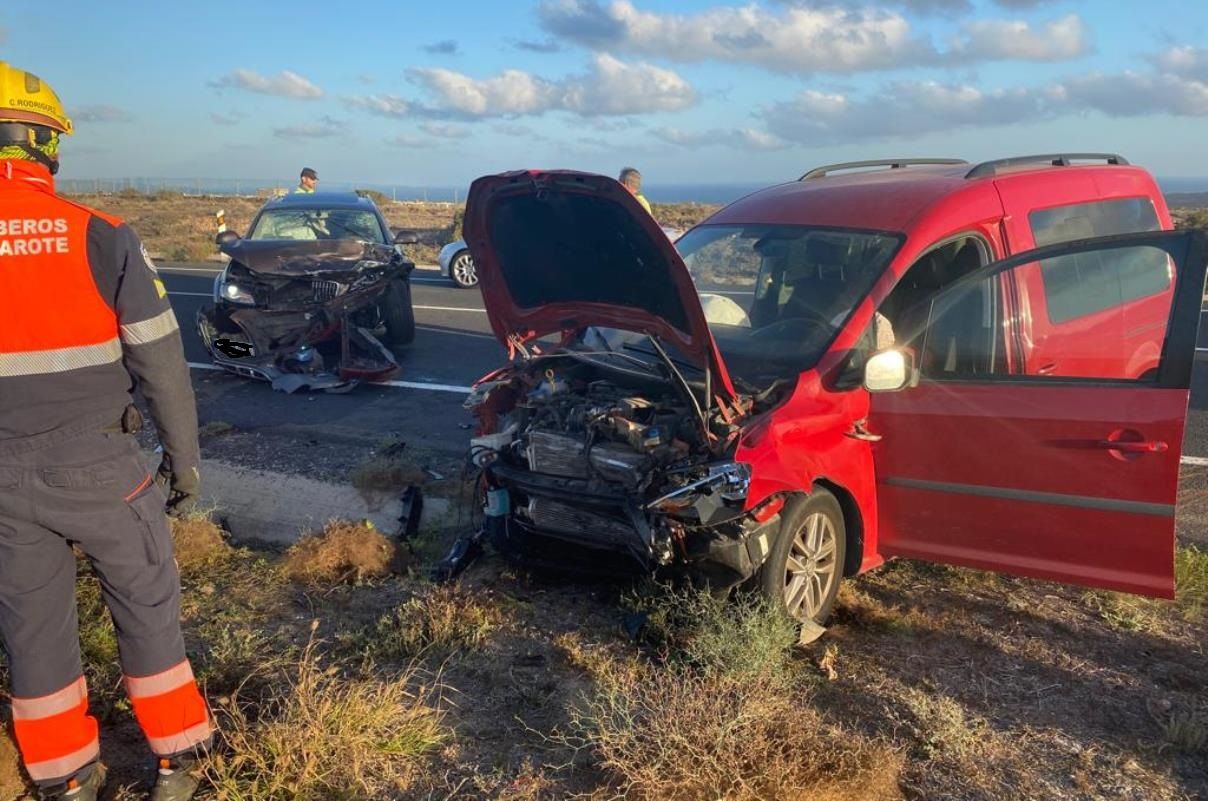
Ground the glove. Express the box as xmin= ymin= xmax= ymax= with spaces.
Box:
xmin=155 ymin=457 xmax=201 ymax=517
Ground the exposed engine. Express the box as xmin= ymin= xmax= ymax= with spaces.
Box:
xmin=466 ymin=352 xmax=784 ymax=583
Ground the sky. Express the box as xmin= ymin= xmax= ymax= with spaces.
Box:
xmin=4 ymin=0 xmax=1208 ymax=190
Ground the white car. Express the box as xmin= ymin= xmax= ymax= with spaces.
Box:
xmin=438 ymin=240 xmax=477 ymax=289
xmin=438 ymin=225 xmax=684 ymax=290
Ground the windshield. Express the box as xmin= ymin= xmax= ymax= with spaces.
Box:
xmin=249 ymin=209 xmax=386 ymax=243
xmin=676 ymin=224 xmax=902 ymax=383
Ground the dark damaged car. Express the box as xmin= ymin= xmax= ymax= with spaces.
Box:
xmin=197 ymin=191 xmax=418 ymax=392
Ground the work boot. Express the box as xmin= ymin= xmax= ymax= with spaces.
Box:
xmin=36 ymin=763 xmax=106 ymax=801
xmin=150 ymin=755 xmax=201 ymax=801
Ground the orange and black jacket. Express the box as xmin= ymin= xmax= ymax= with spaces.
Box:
xmin=0 ymin=160 xmax=199 ymax=471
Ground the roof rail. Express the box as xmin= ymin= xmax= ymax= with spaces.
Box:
xmin=965 ymin=153 xmax=1130 ymax=180
xmin=800 ymin=158 xmax=968 ymax=181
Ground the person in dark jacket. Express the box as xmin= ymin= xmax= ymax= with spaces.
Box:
xmin=0 ymin=61 xmax=210 ymax=801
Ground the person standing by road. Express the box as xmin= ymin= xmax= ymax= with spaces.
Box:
xmin=0 ymin=62 xmax=210 ymax=801
xmin=294 ymin=166 xmax=318 ymax=193
xmin=619 ymin=166 xmax=652 ymax=214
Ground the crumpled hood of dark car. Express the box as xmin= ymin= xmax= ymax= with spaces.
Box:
xmin=220 ymin=239 xmax=395 ymax=276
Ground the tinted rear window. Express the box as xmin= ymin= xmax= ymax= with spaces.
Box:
xmin=1030 ymin=198 xmax=1167 ymax=323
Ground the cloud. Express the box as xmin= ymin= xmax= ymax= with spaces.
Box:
xmin=388 ymin=134 xmax=435 ymax=148
xmin=538 ymin=0 xmax=1089 ymax=73
xmin=209 ymin=69 xmax=323 ymax=99
xmin=72 ymin=105 xmax=133 ymax=123
xmin=652 ymin=126 xmax=789 ymax=151
xmin=273 ymin=115 xmax=346 ymax=139
xmin=539 ymin=0 xmax=932 ymax=73
xmin=1055 ymin=72 xmax=1208 ymax=117
xmin=403 ymin=53 xmax=695 ymax=118
xmin=757 ymin=48 xmax=1208 ymax=145
xmin=762 ymin=81 xmax=1047 ymax=145
xmin=1151 ymin=45 xmax=1208 ymax=82
xmin=343 ymin=94 xmax=414 ymax=118
xmin=210 ymin=111 xmax=247 ymax=126
xmin=419 ymin=122 xmax=471 ymax=139
xmin=423 ymin=40 xmax=459 ymax=55
xmin=776 ymin=0 xmax=971 ymax=13
xmin=513 ymin=38 xmax=563 ymax=53
xmin=952 ymin=14 xmax=1088 ymax=62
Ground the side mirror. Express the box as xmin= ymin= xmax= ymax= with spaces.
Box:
xmin=863 ymin=349 xmax=917 ymax=393
xmin=392 ymin=228 xmax=419 ymax=245
xmin=215 ymin=230 xmax=241 ymax=247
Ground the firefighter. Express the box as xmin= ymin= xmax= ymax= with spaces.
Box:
xmin=0 ymin=62 xmax=210 ymax=800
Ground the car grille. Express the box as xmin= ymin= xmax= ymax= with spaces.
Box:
xmin=312 ymin=280 xmax=343 ymax=302
xmin=525 ymin=498 xmax=638 ymax=547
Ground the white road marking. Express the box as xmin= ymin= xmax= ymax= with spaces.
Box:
xmin=380 ymin=379 xmax=471 ymax=393
xmin=414 ymin=305 xmax=485 ymax=313
xmin=187 ymin=361 xmax=471 ymax=393
xmin=1181 ymin=455 xmax=1208 ymax=466
xmin=416 ymin=325 xmax=496 ymax=340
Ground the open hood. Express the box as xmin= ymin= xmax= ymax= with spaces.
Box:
xmin=220 ymin=239 xmax=396 ymax=277
xmin=463 ymin=170 xmax=737 ymax=399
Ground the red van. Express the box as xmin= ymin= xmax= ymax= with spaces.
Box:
xmin=462 ymin=154 xmax=1207 ymax=625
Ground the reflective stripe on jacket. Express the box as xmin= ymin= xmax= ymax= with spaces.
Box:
xmin=0 ymin=160 xmax=199 ymax=473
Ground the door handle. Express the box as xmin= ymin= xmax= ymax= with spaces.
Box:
xmin=1097 ymin=440 xmax=1168 ymax=454
xmin=846 ymin=419 xmax=882 ymax=442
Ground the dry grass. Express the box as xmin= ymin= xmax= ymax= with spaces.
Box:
xmin=66 ymin=192 xmax=722 ymax=266
xmin=203 ymin=627 xmax=447 ymax=800
xmin=170 ymin=512 xmax=234 ymax=573
xmin=561 ymin=589 xmax=901 ymax=801
xmin=566 ymin=666 xmax=902 ymax=801
xmin=282 ymin=520 xmax=406 ymax=585
xmin=0 ymin=726 xmax=24 ymax=801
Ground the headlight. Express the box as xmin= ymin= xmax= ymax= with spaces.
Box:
xmin=215 ymin=268 xmax=256 ymax=305
xmin=646 ymin=460 xmax=751 ymax=511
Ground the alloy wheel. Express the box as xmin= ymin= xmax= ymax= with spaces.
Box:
xmin=783 ymin=511 xmax=839 ymax=621
xmin=452 ymin=252 xmax=478 ymax=287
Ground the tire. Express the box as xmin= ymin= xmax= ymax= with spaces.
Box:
xmin=757 ymin=490 xmax=846 ymax=625
xmin=380 ymin=279 xmax=416 ymax=345
xmin=450 ymin=250 xmax=478 ymax=289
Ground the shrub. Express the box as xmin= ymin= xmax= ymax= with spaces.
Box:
xmin=282 ymin=520 xmax=405 ymax=585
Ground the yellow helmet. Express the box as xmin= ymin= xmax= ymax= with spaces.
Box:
xmin=0 ymin=61 xmax=73 ymax=135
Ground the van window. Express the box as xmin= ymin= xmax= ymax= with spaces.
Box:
xmin=1030 ymin=198 xmax=1166 ymax=323
xmin=925 ymin=242 xmax=1175 ymax=381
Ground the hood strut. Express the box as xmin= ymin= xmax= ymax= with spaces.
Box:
xmin=647 ymin=335 xmax=712 ymax=442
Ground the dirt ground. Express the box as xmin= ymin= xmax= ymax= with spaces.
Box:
xmin=1 ymin=454 xmax=1203 ymax=800
xmin=62 ymin=191 xmax=721 ymax=267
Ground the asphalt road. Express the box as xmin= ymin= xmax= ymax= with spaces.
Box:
xmin=162 ymin=263 xmax=1208 ymax=460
